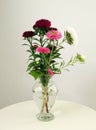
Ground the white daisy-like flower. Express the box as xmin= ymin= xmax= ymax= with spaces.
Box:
xmin=64 ymin=27 xmax=78 ymax=45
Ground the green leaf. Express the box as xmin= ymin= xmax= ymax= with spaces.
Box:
xmin=34 ymin=54 xmax=41 ymax=58
xmin=29 ymin=70 xmax=42 ymax=80
xmin=53 ymin=53 xmax=61 ymax=59
xmin=51 ymin=60 xmax=56 ymax=63
xmin=27 ymin=62 xmax=35 ymax=71
xmin=29 ymin=54 xmax=33 ymax=57
xmin=28 ymin=58 xmax=34 ymax=61
xmin=22 ymin=43 xmax=30 ymax=46
xmin=27 ymin=50 xmax=32 ymax=53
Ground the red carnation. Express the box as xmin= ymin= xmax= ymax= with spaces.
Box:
xmin=33 ymin=19 xmax=51 ymax=29
xmin=22 ymin=31 xmax=35 ymax=38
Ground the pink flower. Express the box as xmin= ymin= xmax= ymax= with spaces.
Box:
xmin=48 ymin=68 xmax=54 ymax=76
xmin=46 ymin=30 xmax=62 ymax=40
xmin=36 ymin=47 xmax=50 ymax=54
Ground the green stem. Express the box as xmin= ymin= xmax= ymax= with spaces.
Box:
xmin=48 ymin=44 xmax=54 ymax=67
xmin=59 ymin=38 xmax=66 ymax=44
xmin=45 ymin=87 xmax=49 ymax=113
xmin=41 ymin=86 xmax=49 ymax=113
xmin=41 ymin=91 xmax=45 ymax=112
xmin=42 ymin=54 xmax=48 ymax=67
xmin=39 ymin=34 xmax=44 ymax=46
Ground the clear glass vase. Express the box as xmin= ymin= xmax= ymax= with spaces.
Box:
xmin=32 ymin=76 xmax=58 ymax=121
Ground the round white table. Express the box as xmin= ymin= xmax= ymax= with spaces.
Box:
xmin=0 ymin=100 xmax=96 ymax=130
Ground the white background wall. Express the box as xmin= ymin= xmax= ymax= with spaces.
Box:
xmin=0 ymin=0 xmax=96 ymax=109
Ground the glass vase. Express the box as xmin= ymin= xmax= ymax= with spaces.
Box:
xmin=32 ymin=75 xmax=58 ymax=121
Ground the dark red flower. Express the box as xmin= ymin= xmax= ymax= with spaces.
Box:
xmin=33 ymin=19 xmax=51 ymax=29
xmin=22 ymin=31 xmax=35 ymax=38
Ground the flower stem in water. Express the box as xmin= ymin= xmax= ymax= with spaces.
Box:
xmin=41 ymin=87 xmax=49 ymax=113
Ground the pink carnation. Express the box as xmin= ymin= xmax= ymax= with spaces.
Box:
xmin=36 ymin=47 xmax=50 ymax=54
xmin=48 ymin=68 xmax=54 ymax=76
xmin=46 ymin=30 xmax=62 ymax=40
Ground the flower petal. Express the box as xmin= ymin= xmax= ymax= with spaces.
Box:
xmin=46 ymin=30 xmax=62 ymax=40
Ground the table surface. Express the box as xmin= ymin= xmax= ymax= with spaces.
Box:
xmin=0 ymin=100 xmax=96 ymax=130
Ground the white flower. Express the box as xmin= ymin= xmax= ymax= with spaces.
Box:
xmin=64 ymin=27 xmax=78 ymax=45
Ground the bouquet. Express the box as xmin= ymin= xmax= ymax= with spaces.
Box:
xmin=22 ymin=19 xmax=85 ymax=86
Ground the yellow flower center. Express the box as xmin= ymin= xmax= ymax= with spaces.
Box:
xmin=51 ymin=30 xmax=57 ymax=35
